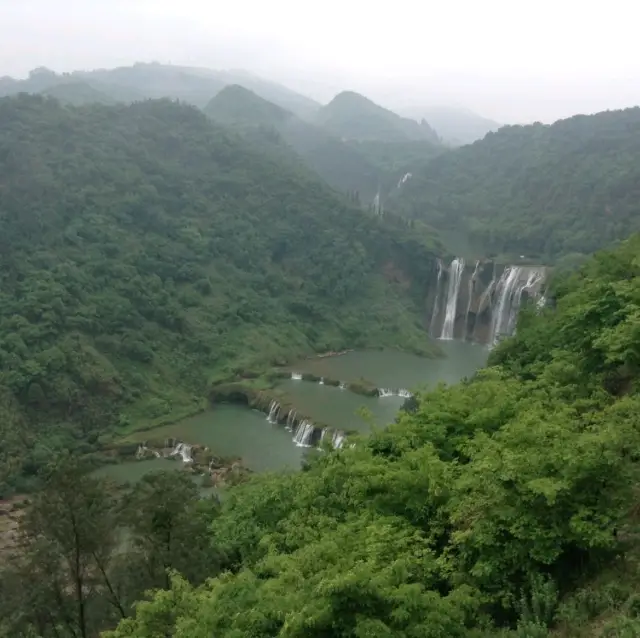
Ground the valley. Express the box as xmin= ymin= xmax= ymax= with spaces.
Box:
xmin=1 ymin=60 xmax=640 ymax=638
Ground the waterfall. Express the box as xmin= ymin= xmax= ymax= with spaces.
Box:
xmin=170 ymin=442 xmax=193 ymax=463
xmin=319 ymin=377 xmax=324 ymax=385
xmin=378 ymin=388 xmax=413 ymax=398
xmin=291 ymin=372 xmax=302 ymax=380
xmin=440 ymin=258 xmax=465 ymax=340
xmin=464 ymin=260 xmax=480 ymax=337
xmin=339 ymin=382 xmax=346 ymax=390
xmin=488 ymin=267 xmax=545 ymax=345
xmin=267 ymin=400 xmax=280 ymax=424
xmin=293 ymin=420 xmax=315 ymax=447
xmin=397 ymin=172 xmax=412 ymax=188
xmin=285 ymin=409 xmax=297 ymax=431
xmin=331 ymin=431 xmax=345 ymax=449
xmin=429 ymin=258 xmax=444 ymax=337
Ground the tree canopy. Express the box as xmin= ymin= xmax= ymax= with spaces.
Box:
xmin=106 ymin=235 xmax=640 ymax=636
xmin=0 ymin=94 xmax=442 ymax=496
xmin=396 ymin=107 xmax=640 ymax=259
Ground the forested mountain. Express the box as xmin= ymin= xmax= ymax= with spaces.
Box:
xmin=316 ymin=90 xmax=441 ymax=143
xmin=396 ymin=107 xmax=640 ymax=258
xmin=0 ymin=62 xmax=321 ymax=118
xmin=40 ymin=81 xmax=117 ymax=106
xmin=96 ymin=234 xmax=640 ymax=637
xmin=0 ymin=94 xmax=443 ymax=495
xmin=400 ymin=104 xmax=501 ymax=145
xmin=205 ymin=85 xmax=384 ymax=201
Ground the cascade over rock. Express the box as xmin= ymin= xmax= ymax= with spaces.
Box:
xmin=428 ymin=258 xmax=546 ymax=344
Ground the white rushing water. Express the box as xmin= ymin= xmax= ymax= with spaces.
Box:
xmin=291 ymin=372 xmax=302 ymax=380
xmin=488 ymin=266 xmax=545 ymax=345
xmin=170 ymin=442 xmax=193 ymax=463
xmin=440 ymin=258 xmax=465 ymax=340
xmin=285 ymin=409 xmax=297 ymax=431
xmin=331 ymin=431 xmax=345 ymax=449
xmin=267 ymin=400 xmax=280 ymax=424
xmin=378 ymin=388 xmax=413 ymax=398
xmin=464 ymin=260 xmax=481 ymax=334
xmin=293 ymin=420 xmax=315 ymax=447
xmin=429 ymin=258 xmax=444 ymax=337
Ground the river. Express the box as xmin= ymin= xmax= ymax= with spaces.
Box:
xmin=98 ymin=342 xmax=487 ymax=483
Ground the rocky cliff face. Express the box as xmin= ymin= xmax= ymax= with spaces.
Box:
xmin=427 ymin=258 xmax=547 ymax=345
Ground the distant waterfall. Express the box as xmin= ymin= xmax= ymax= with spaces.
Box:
xmin=291 ymin=372 xmax=302 ymax=380
xmin=440 ymin=258 xmax=465 ymax=340
xmin=293 ymin=420 xmax=315 ymax=447
xmin=488 ymin=267 xmax=545 ymax=345
xmin=429 ymin=259 xmax=444 ymax=337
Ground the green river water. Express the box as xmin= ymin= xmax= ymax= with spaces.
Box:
xmin=97 ymin=342 xmax=488 ymax=483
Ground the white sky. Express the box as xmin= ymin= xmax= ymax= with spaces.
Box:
xmin=1 ymin=0 xmax=639 ymax=122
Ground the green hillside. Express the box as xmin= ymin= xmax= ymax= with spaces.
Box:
xmin=397 ymin=107 xmax=640 ymax=259
xmin=316 ymin=90 xmax=441 ymax=143
xmin=40 ymin=81 xmax=116 ymax=106
xmin=205 ymin=85 xmax=384 ymax=201
xmin=0 ymin=94 xmax=443 ymax=495
xmin=95 ymin=235 xmax=640 ymax=636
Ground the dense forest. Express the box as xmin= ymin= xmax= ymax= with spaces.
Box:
xmin=3 ymin=234 xmax=638 ymax=637
xmin=396 ymin=107 xmax=640 ymax=259
xmin=204 ymin=85 xmax=385 ymax=202
xmin=0 ymin=94 xmax=443 ymax=496
xmin=107 ymin=234 xmax=639 ymax=637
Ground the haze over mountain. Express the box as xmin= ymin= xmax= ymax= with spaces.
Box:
xmin=399 ymin=105 xmax=501 ymax=145
xmin=2 ymin=0 xmax=639 ymax=123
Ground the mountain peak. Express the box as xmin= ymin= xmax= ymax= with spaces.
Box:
xmin=317 ymin=91 xmax=439 ymax=144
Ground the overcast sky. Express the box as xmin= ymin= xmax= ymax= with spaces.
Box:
xmin=1 ymin=0 xmax=638 ymax=123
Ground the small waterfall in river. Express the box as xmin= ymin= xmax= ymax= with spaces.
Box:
xmin=170 ymin=442 xmax=193 ymax=463
xmin=332 ymin=431 xmax=345 ymax=449
xmin=291 ymin=372 xmax=302 ymax=380
xmin=378 ymin=388 xmax=413 ymax=398
xmin=440 ymin=258 xmax=465 ymax=340
xmin=293 ymin=420 xmax=315 ymax=447
xmin=285 ymin=409 xmax=297 ymax=431
xmin=267 ymin=400 xmax=280 ymax=424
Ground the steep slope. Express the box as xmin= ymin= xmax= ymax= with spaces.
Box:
xmin=205 ymin=85 xmax=383 ymax=201
xmin=107 ymin=235 xmax=640 ymax=637
xmin=316 ymin=91 xmax=441 ymax=144
xmin=0 ymin=94 xmax=443 ymax=494
xmin=397 ymin=107 xmax=640 ymax=258
xmin=400 ymin=105 xmax=501 ymax=145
